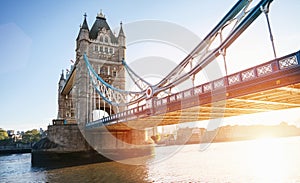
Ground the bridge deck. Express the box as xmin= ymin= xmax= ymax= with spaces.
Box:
xmin=138 ymin=83 xmax=300 ymax=126
xmin=86 ymin=50 xmax=300 ymax=130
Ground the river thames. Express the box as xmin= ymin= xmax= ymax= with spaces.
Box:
xmin=1 ymin=136 xmax=300 ymax=182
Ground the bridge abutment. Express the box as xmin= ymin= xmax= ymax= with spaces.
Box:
xmin=32 ymin=122 xmax=154 ymax=167
xmin=83 ymin=127 xmax=154 ymax=161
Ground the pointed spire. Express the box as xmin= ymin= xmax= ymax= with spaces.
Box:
xmin=118 ymin=21 xmax=126 ymax=48
xmin=58 ymin=70 xmax=66 ymax=91
xmin=60 ymin=70 xmax=65 ymax=80
xmin=81 ymin=13 xmax=89 ymax=30
xmin=118 ymin=21 xmax=125 ymax=37
xmin=76 ymin=13 xmax=89 ymax=41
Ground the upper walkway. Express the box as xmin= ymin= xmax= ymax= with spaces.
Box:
xmin=86 ymin=50 xmax=300 ymax=130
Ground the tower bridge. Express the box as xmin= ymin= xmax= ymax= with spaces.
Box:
xmin=52 ymin=0 xmax=300 ymax=160
xmin=86 ymin=50 xmax=300 ymax=130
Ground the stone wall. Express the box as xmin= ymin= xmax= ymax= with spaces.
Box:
xmin=32 ymin=124 xmax=154 ymax=167
xmin=45 ymin=124 xmax=150 ymax=152
xmin=47 ymin=124 xmax=91 ymax=152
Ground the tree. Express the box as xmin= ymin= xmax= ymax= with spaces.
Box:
xmin=21 ymin=129 xmax=41 ymax=143
xmin=0 ymin=128 xmax=8 ymax=140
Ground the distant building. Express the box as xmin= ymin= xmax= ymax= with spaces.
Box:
xmin=176 ymin=127 xmax=206 ymax=144
xmin=39 ymin=128 xmax=46 ymax=138
xmin=6 ymin=130 xmax=14 ymax=137
xmin=6 ymin=130 xmax=23 ymax=142
xmin=13 ymin=133 xmax=22 ymax=142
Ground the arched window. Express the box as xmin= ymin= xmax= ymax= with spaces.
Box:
xmin=100 ymin=67 xmax=107 ymax=75
xmin=112 ymin=67 xmax=117 ymax=77
xmin=100 ymin=36 xmax=104 ymax=42
xmin=105 ymin=36 xmax=109 ymax=43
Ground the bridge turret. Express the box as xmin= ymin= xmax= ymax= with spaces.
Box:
xmin=76 ymin=13 xmax=90 ymax=57
xmin=59 ymin=11 xmax=127 ymax=125
xmin=57 ymin=70 xmax=66 ymax=119
xmin=58 ymin=70 xmax=65 ymax=92
xmin=118 ymin=22 xmax=126 ymax=60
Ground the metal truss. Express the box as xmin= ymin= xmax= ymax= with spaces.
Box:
xmin=153 ymin=0 xmax=274 ymax=95
xmin=84 ymin=54 xmax=146 ymax=106
xmin=83 ymin=0 xmax=274 ymax=108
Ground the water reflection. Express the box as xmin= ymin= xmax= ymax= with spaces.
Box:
xmin=146 ymin=137 xmax=300 ymax=182
xmin=1 ymin=137 xmax=300 ymax=182
xmin=44 ymin=161 xmax=148 ymax=182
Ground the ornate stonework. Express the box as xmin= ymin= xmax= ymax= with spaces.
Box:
xmin=57 ymin=12 xmax=126 ymax=124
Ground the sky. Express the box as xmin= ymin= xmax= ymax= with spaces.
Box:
xmin=0 ymin=0 xmax=299 ymax=131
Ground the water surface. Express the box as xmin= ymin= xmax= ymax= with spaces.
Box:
xmin=1 ymin=137 xmax=300 ymax=182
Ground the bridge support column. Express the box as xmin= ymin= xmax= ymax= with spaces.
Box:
xmin=129 ymin=129 xmax=148 ymax=145
xmin=84 ymin=127 xmax=154 ymax=162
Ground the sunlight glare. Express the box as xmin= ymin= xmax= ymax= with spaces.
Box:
xmin=246 ymin=138 xmax=289 ymax=183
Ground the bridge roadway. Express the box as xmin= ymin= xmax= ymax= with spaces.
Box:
xmin=86 ymin=50 xmax=300 ymax=131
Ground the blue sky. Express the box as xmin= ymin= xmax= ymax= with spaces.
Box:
xmin=0 ymin=0 xmax=299 ymax=131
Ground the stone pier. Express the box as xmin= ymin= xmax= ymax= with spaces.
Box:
xmin=32 ymin=121 xmax=154 ymax=168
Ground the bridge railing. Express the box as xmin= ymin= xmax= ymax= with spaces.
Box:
xmin=86 ymin=50 xmax=299 ymax=129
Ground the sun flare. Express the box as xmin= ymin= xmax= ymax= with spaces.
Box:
xmin=246 ymin=138 xmax=289 ymax=182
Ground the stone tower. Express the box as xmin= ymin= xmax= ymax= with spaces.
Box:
xmin=57 ymin=12 xmax=126 ymax=124
xmin=57 ymin=70 xmax=66 ymax=119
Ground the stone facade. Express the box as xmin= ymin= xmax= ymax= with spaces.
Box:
xmin=46 ymin=124 xmax=90 ymax=152
xmin=57 ymin=12 xmax=126 ymax=124
xmin=31 ymin=13 xmax=153 ymax=167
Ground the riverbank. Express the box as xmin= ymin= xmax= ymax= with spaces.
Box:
xmin=0 ymin=138 xmax=33 ymax=155
xmin=157 ymin=122 xmax=300 ymax=145
xmin=0 ymin=147 xmax=31 ymax=155
xmin=0 ymin=143 xmax=32 ymax=155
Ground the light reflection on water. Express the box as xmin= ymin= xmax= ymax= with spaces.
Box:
xmin=147 ymin=137 xmax=300 ymax=182
xmin=1 ymin=136 xmax=300 ymax=182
